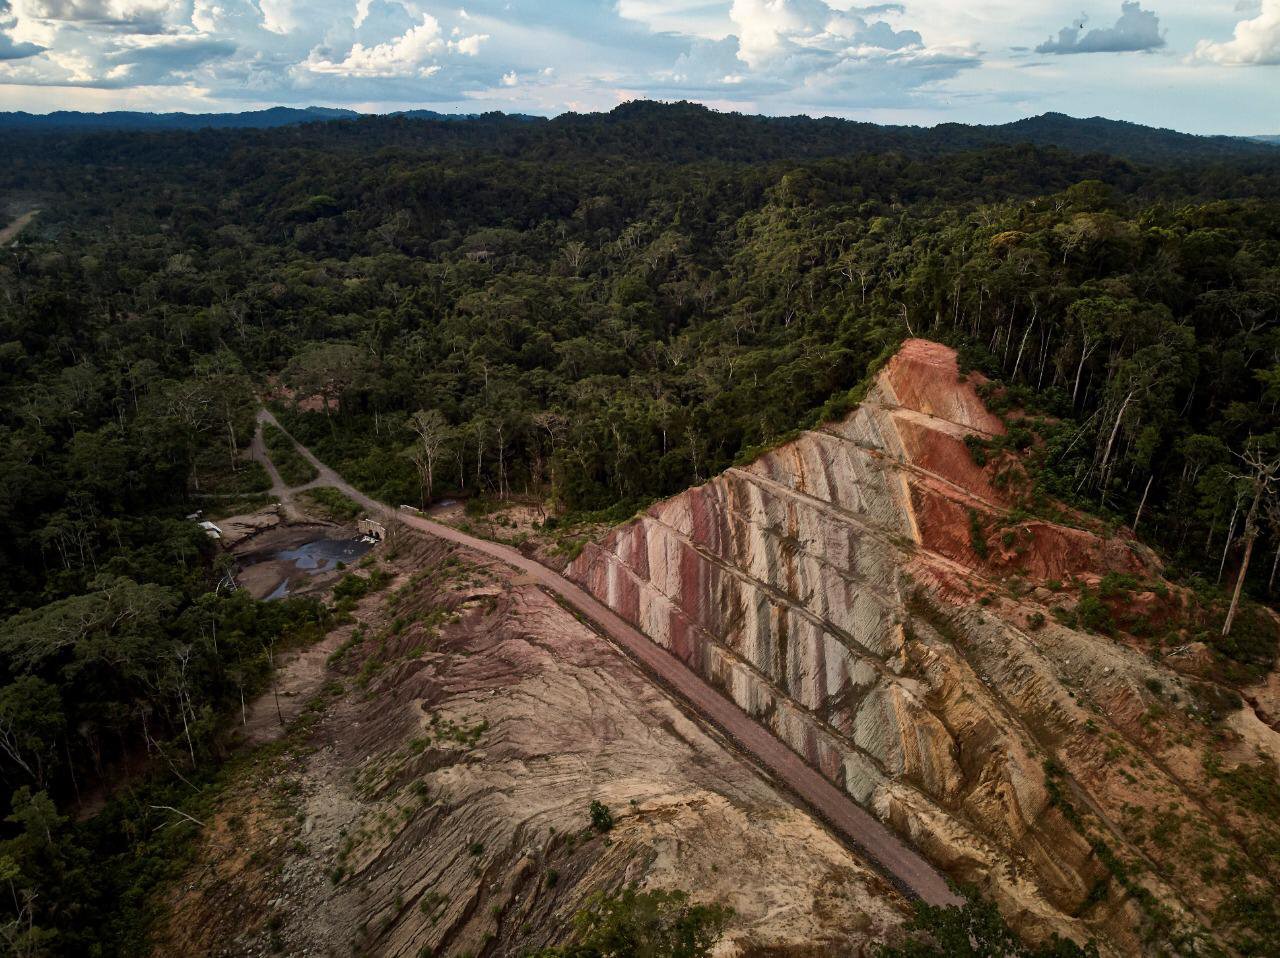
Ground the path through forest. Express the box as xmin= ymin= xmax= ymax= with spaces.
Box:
xmin=1 ymin=209 xmax=40 ymax=245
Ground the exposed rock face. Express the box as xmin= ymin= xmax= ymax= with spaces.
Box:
xmin=568 ymin=340 xmax=1275 ymax=953
xmin=153 ymin=537 xmax=910 ymax=958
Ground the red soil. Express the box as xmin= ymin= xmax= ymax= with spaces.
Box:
xmin=881 ymin=339 xmax=1005 ymax=437
xmin=883 ymin=340 xmax=1155 ymax=586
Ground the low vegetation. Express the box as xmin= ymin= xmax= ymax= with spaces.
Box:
xmin=296 ymin=485 xmax=362 ymax=522
xmin=263 ymin=423 xmax=318 ymax=487
xmin=532 ymin=887 xmax=731 ymax=958
xmin=879 ymin=895 xmax=1099 ymax=957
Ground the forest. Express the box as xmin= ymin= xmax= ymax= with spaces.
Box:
xmin=1 ymin=102 xmax=1279 ymax=953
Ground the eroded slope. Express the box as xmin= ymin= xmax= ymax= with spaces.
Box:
xmin=567 ymin=339 xmax=1280 ymax=955
xmin=152 ymin=536 xmax=910 ymax=957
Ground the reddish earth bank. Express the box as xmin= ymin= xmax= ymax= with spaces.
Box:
xmin=568 ymin=340 xmax=1280 ymax=954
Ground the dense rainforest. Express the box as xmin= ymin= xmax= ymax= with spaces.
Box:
xmin=1 ymin=102 xmax=1279 ymax=954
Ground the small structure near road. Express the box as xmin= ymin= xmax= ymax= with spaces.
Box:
xmin=357 ymin=518 xmax=386 ymax=540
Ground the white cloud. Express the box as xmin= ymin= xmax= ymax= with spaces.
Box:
xmin=500 ymin=68 xmax=515 ymax=85
xmin=665 ymin=0 xmax=977 ymax=103
xmin=191 ymin=1 xmax=224 ymax=32
xmin=732 ymin=0 xmax=837 ymax=68
xmin=1195 ymin=0 xmax=1280 ymax=64
xmin=1036 ymin=2 xmax=1165 ymax=55
xmin=256 ymin=0 xmax=298 ymax=35
xmin=450 ymin=30 xmax=485 ymax=55
xmin=305 ymin=13 xmax=445 ymax=76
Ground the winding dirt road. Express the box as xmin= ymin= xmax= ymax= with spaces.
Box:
xmin=255 ymin=408 xmax=961 ymax=908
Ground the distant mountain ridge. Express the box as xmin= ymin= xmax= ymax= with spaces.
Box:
xmin=0 ymin=101 xmax=1274 ymax=166
xmin=0 ymin=105 xmax=537 ymax=131
xmin=940 ymin=111 xmax=1279 ymax=161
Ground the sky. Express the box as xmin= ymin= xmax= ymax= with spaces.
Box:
xmin=0 ymin=1 xmax=1276 ymax=134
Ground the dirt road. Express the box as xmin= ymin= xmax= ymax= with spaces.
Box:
xmin=248 ymin=413 xmax=333 ymax=521
xmin=1 ymin=209 xmax=40 ymax=245
xmin=255 ymin=409 xmax=961 ymax=907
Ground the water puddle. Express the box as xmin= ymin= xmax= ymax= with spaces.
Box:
xmin=277 ymin=537 xmax=372 ymax=572
xmin=252 ymin=537 xmax=374 ymax=601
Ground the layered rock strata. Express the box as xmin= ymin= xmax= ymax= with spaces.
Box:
xmin=568 ymin=340 xmax=1260 ymax=952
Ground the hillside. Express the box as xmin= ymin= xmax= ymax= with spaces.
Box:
xmin=0 ymin=101 xmax=1275 ymax=166
xmin=148 ymin=530 xmax=915 ymax=957
xmin=567 ymin=340 xmax=1280 ymax=955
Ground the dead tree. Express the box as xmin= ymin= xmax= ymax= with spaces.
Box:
xmin=407 ymin=409 xmax=449 ymax=508
xmin=1223 ymin=447 xmax=1280 ymax=638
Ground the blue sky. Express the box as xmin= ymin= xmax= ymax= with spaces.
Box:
xmin=0 ymin=1 xmax=1275 ymax=134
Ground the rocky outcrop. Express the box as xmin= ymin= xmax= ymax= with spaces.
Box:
xmin=568 ymin=340 xmax=1273 ymax=953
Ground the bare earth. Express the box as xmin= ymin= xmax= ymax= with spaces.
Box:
xmin=155 ymin=535 xmax=912 ymax=957
xmin=253 ymin=409 xmax=958 ymax=907
xmin=0 ymin=208 xmax=39 ymax=245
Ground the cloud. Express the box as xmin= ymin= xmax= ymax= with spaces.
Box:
xmin=98 ymin=34 xmax=237 ymax=84
xmin=0 ymin=0 xmax=978 ymax=109
xmin=304 ymin=13 xmax=446 ymax=76
xmin=14 ymin=0 xmax=175 ymax=33
xmin=0 ymin=0 xmax=43 ymax=58
xmin=730 ymin=0 xmax=926 ymax=68
xmin=450 ymin=28 xmax=486 ymax=56
xmin=256 ymin=0 xmax=299 ymax=35
xmin=682 ymin=0 xmax=978 ymax=104
xmin=1195 ymin=0 xmax=1280 ymax=64
xmin=3 ymin=0 xmax=1267 ymax=134
xmin=1036 ymin=1 xmax=1165 ymax=55
xmin=0 ymin=31 xmax=43 ymax=58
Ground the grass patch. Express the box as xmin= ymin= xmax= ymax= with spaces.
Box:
xmin=202 ymin=492 xmax=274 ymax=521
xmin=264 ymin=423 xmax=318 ymax=486
xmin=296 ymin=486 xmax=362 ymax=522
xmin=332 ymin=568 xmax=392 ymax=605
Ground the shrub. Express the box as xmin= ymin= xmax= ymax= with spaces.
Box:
xmin=879 ymin=893 xmax=1100 ymax=957
xmin=332 ymin=568 xmax=392 ymax=603
xmin=963 ymin=434 xmax=989 ymax=467
xmin=589 ymin=800 xmax=614 ymax=833
xmin=968 ymin=509 xmax=990 ymax=560
xmin=1076 ymin=592 xmax=1113 ymax=634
